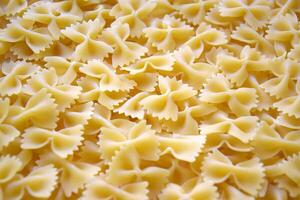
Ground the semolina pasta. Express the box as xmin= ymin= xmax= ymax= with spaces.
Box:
xmin=0 ymin=0 xmax=300 ymax=199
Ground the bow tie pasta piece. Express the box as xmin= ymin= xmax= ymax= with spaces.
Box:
xmin=99 ymin=120 xmax=159 ymax=161
xmin=184 ymin=22 xmax=228 ymax=58
xmin=37 ymin=152 xmax=100 ymax=197
xmin=200 ymin=74 xmax=258 ymax=116
xmin=144 ymin=15 xmax=194 ymax=52
xmin=252 ymin=122 xmax=300 ymax=159
xmin=274 ymin=83 xmax=300 ymax=118
xmin=79 ymin=60 xmax=136 ymax=92
xmin=101 ymin=24 xmax=148 ymax=66
xmin=261 ymin=58 xmax=299 ymax=99
xmin=217 ymin=46 xmax=270 ymax=86
xmin=266 ymin=12 xmax=300 ymax=53
xmin=77 ymin=76 xmax=129 ymax=109
xmin=114 ymin=92 xmax=150 ymax=119
xmin=0 ymin=98 xmax=20 ymax=151
xmin=219 ymin=0 xmax=273 ymax=29
xmin=24 ymin=68 xmax=82 ymax=111
xmin=220 ymin=183 xmax=254 ymax=200
xmin=62 ymin=18 xmax=113 ymax=61
xmin=44 ymin=56 xmax=80 ymax=85
xmin=174 ymin=0 xmax=218 ymax=25
xmin=21 ymin=125 xmax=84 ymax=158
xmin=266 ymin=153 xmax=300 ymax=197
xmin=244 ymin=75 xmax=274 ymax=111
xmin=200 ymin=111 xmax=258 ymax=143
xmin=84 ymin=103 xmax=114 ymax=135
xmin=202 ymin=150 xmax=265 ymax=196
xmin=140 ymin=76 xmax=197 ymax=121
xmin=81 ymin=176 xmax=149 ymax=200
xmin=5 ymin=89 xmax=58 ymax=130
xmin=123 ymin=54 xmax=175 ymax=74
xmin=0 ymin=18 xmax=53 ymax=54
xmin=0 ymin=0 xmax=27 ymax=17
xmin=159 ymin=177 xmax=219 ymax=200
xmin=174 ymin=46 xmax=218 ymax=89
xmin=232 ymin=24 xmax=275 ymax=55
xmin=158 ymin=133 xmax=206 ymax=162
xmin=106 ymin=146 xmax=169 ymax=191
xmin=276 ymin=114 xmax=300 ymax=129
xmin=0 ymin=155 xmax=22 ymax=184
xmin=4 ymin=164 xmax=58 ymax=199
xmin=62 ymin=102 xmax=94 ymax=127
xmin=23 ymin=1 xmax=81 ymax=39
xmin=161 ymin=103 xmax=217 ymax=135
xmin=110 ymin=0 xmax=157 ymax=37
xmin=0 ymin=61 xmax=39 ymax=96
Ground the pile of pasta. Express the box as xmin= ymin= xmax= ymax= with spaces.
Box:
xmin=1 ymin=0 xmax=300 ymax=199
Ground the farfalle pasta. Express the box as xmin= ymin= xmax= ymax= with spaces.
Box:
xmin=1 ymin=0 xmax=300 ymax=199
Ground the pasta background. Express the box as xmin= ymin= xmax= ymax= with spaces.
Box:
xmin=0 ymin=0 xmax=300 ymax=199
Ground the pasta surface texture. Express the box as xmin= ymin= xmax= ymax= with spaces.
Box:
xmin=1 ymin=0 xmax=300 ymax=199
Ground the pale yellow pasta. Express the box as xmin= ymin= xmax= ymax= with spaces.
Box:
xmin=1 ymin=0 xmax=300 ymax=199
xmin=23 ymin=68 xmax=82 ymax=111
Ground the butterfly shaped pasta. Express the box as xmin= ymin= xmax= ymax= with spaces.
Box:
xmin=0 ymin=0 xmax=27 ymax=17
xmin=202 ymin=150 xmax=265 ymax=195
xmin=261 ymin=58 xmax=299 ymax=99
xmin=158 ymin=133 xmax=206 ymax=162
xmin=175 ymin=0 xmax=218 ymax=25
xmin=77 ymin=75 xmax=129 ymax=109
xmin=21 ymin=125 xmax=84 ymax=158
xmin=23 ymin=1 xmax=81 ymax=39
xmin=144 ymin=15 xmax=194 ymax=52
xmin=83 ymin=103 xmax=115 ymax=135
xmin=4 ymin=164 xmax=58 ymax=199
xmin=81 ymin=175 xmax=149 ymax=200
xmin=162 ymin=103 xmax=217 ymax=135
xmin=44 ymin=56 xmax=80 ymax=85
xmin=201 ymin=111 xmax=258 ymax=143
xmin=219 ymin=0 xmax=273 ymax=29
xmin=266 ymin=13 xmax=300 ymax=50
xmin=62 ymin=18 xmax=113 ymax=61
xmin=220 ymin=183 xmax=254 ymax=200
xmin=79 ymin=60 xmax=136 ymax=92
xmin=24 ymin=68 xmax=82 ymax=111
xmin=37 ymin=152 xmax=100 ymax=197
xmin=266 ymin=153 xmax=300 ymax=197
xmin=217 ymin=46 xmax=270 ymax=86
xmin=276 ymin=114 xmax=300 ymax=129
xmin=174 ymin=46 xmax=217 ymax=89
xmin=123 ymin=54 xmax=175 ymax=74
xmin=0 ymin=155 xmax=22 ymax=184
xmin=99 ymin=120 xmax=159 ymax=161
xmin=101 ymin=24 xmax=148 ymax=66
xmin=140 ymin=76 xmax=197 ymax=121
xmin=107 ymin=146 xmax=169 ymax=191
xmin=62 ymin=102 xmax=94 ymax=127
xmin=244 ymin=75 xmax=274 ymax=111
xmin=110 ymin=0 xmax=157 ymax=37
xmin=0 ymin=98 xmax=20 ymax=151
xmin=114 ymin=92 xmax=150 ymax=119
xmin=0 ymin=61 xmax=39 ymax=96
xmin=232 ymin=24 xmax=274 ymax=55
xmin=200 ymin=74 xmax=257 ymax=116
xmin=184 ymin=22 xmax=228 ymax=58
xmin=274 ymin=82 xmax=300 ymax=118
xmin=159 ymin=177 xmax=219 ymax=200
xmin=5 ymin=89 xmax=58 ymax=130
xmin=252 ymin=122 xmax=300 ymax=159
xmin=0 ymin=18 xmax=53 ymax=54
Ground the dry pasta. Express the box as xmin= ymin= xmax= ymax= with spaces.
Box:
xmin=0 ymin=0 xmax=300 ymax=199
